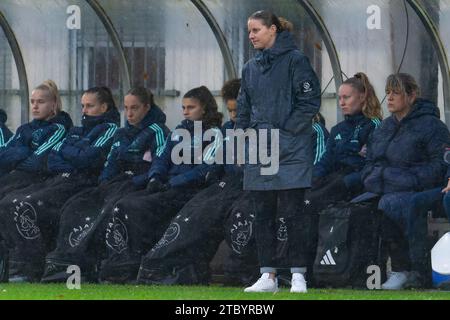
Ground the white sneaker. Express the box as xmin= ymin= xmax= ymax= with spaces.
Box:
xmin=381 ymin=271 xmax=409 ymax=290
xmin=290 ymin=273 xmax=307 ymax=293
xmin=244 ymin=273 xmax=278 ymax=293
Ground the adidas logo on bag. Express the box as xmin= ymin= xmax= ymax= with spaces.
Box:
xmin=320 ymin=250 xmax=337 ymax=266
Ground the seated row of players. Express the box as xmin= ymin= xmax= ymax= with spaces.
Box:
xmin=0 ymin=78 xmax=327 ymax=284
xmin=0 ymin=72 xmax=449 ymax=291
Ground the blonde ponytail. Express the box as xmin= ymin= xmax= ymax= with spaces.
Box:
xmin=34 ymin=79 xmax=62 ymax=115
xmin=343 ymin=72 xmax=383 ymax=120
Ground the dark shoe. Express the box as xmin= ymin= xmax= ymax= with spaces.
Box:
xmin=0 ymin=241 xmax=8 ymax=283
xmin=9 ymin=275 xmax=31 ymax=283
xmin=404 ymin=271 xmax=425 ymax=289
xmin=41 ymin=262 xmax=71 ymax=283
xmin=41 ymin=261 xmax=99 ymax=283
xmin=137 ymin=264 xmax=210 ymax=286
xmin=99 ymin=256 xmax=141 ymax=284
xmin=437 ymin=280 xmax=450 ymax=290
xmin=9 ymin=260 xmax=42 ymax=283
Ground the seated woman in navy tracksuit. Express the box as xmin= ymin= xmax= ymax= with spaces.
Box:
xmin=0 ymin=109 xmax=13 ymax=147
xmin=0 ymin=86 xmax=120 ymax=282
xmin=311 ymin=72 xmax=382 ymax=199
xmin=41 ymin=87 xmax=169 ymax=283
xmin=135 ymin=79 xmax=246 ymax=285
xmin=0 ymin=80 xmax=73 ymax=199
xmin=361 ymin=73 xmax=450 ymax=290
xmin=99 ymin=86 xmax=223 ymax=283
xmin=294 ymin=73 xmax=383 ymax=275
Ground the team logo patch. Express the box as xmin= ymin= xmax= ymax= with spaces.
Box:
xmin=68 ymin=222 xmax=94 ymax=247
xmin=229 ymin=211 xmax=253 ymax=254
xmin=14 ymin=201 xmax=40 ymax=240
xmin=302 ymin=81 xmax=313 ymax=94
xmin=277 ymin=218 xmax=288 ymax=242
xmin=105 ymin=218 xmax=128 ymax=254
xmin=32 ymin=129 xmax=44 ymax=144
xmin=152 ymin=222 xmax=181 ymax=251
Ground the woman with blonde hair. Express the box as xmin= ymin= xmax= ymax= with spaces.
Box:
xmin=0 ymin=86 xmax=120 ymax=282
xmin=362 ymin=73 xmax=450 ymax=290
xmin=313 ymin=72 xmax=382 ymax=188
xmin=0 ymin=80 xmax=72 ymax=197
xmin=294 ymin=72 xmax=382 ymax=287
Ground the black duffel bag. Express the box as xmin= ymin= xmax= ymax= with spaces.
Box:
xmin=313 ymin=195 xmax=385 ymax=288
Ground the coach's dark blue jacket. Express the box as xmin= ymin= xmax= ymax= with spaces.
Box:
xmin=148 ymin=119 xmax=222 ymax=188
xmin=362 ymin=98 xmax=450 ymax=194
xmin=0 ymin=109 xmax=13 ymax=147
xmin=0 ymin=111 xmax=73 ymax=176
xmin=220 ymin=119 xmax=329 ymax=177
xmin=314 ymin=113 xmax=380 ymax=178
xmin=99 ymin=105 xmax=169 ymax=184
xmin=47 ymin=108 xmax=120 ymax=175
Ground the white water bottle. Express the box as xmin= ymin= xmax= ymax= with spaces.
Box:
xmin=431 ymin=232 xmax=450 ymax=288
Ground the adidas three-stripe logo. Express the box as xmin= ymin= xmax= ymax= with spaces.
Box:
xmin=320 ymin=250 xmax=337 ymax=265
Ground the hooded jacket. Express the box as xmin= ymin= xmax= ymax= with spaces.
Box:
xmin=0 ymin=109 xmax=13 ymax=147
xmin=147 ymin=119 xmax=222 ymax=188
xmin=47 ymin=108 xmax=120 ymax=175
xmin=314 ymin=113 xmax=380 ymax=177
xmin=220 ymin=119 xmax=329 ymax=177
xmin=362 ymin=98 xmax=450 ymax=194
xmin=236 ymin=30 xmax=321 ymax=190
xmin=99 ymin=105 xmax=169 ymax=183
xmin=0 ymin=111 xmax=73 ymax=176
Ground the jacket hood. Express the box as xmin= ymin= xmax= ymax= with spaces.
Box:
xmin=178 ymin=119 xmax=195 ymax=132
xmin=82 ymin=107 xmax=121 ymax=130
xmin=50 ymin=111 xmax=73 ymax=129
xmin=0 ymin=109 xmax=7 ymax=124
xmin=255 ymin=31 xmax=298 ymax=71
xmin=176 ymin=119 xmax=217 ymax=132
xmin=403 ymin=98 xmax=440 ymax=122
xmin=127 ymin=103 xmax=167 ymax=129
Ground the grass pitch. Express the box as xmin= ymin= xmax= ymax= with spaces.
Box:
xmin=0 ymin=283 xmax=449 ymax=300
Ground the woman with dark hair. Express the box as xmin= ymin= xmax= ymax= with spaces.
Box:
xmin=361 ymin=73 xmax=450 ymax=290
xmin=0 ymin=109 xmax=13 ymax=147
xmin=135 ymin=79 xmax=244 ymax=285
xmin=236 ymin=10 xmax=321 ymax=293
xmin=41 ymin=87 xmax=169 ymax=283
xmin=98 ymin=85 xmax=223 ymax=283
xmin=0 ymin=86 xmax=120 ymax=282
